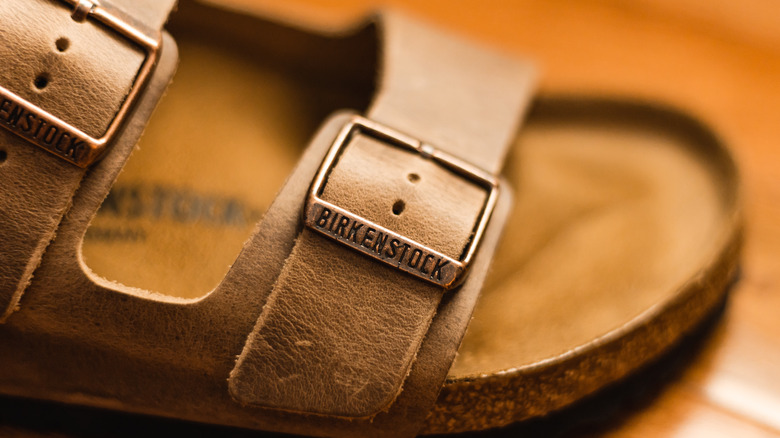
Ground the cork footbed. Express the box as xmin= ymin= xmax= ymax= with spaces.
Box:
xmin=79 ymin=7 xmax=740 ymax=433
xmin=454 ymin=103 xmax=735 ymax=377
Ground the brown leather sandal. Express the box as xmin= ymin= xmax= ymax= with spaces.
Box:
xmin=0 ymin=0 xmax=741 ymax=436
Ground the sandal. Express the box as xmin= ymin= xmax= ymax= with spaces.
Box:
xmin=0 ymin=0 xmax=741 ymax=436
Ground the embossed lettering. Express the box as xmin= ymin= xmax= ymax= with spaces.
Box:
xmin=71 ymin=139 xmax=88 ymax=161
xmin=334 ymin=216 xmax=350 ymax=238
xmin=305 ymin=200 xmax=463 ymax=287
xmin=0 ymin=98 xmax=11 ymax=117
xmin=102 ymin=183 xmax=262 ymax=227
xmin=346 ymin=222 xmax=363 ymax=243
xmin=0 ymin=94 xmax=98 ymax=164
xmin=420 ymin=254 xmax=435 ymax=274
xmin=328 ymin=212 xmax=340 ymax=232
xmin=372 ymin=232 xmax=388 ymax=254
xmin=315 ymin=207 xmax=332 ymax=228
xmin=7 ymin=104 xmax=24 ymax=126
xmin=408 ymin=248 xmax=423 ymax=269
xmin=42 ymin=125 xmax=59 ymax=144
xmin=397 ymin=243 xmax=411 ymax=265
xmin=33 ymin=119 xmax=47 ymax=138
xmin=431 ymin=258 xmax=450 ymax=280
xmin=385 ymin=238 xmax=401 ymax=258
xmin=361 ymin=227 xmax=376 ymax=247
xmin=18 ymin=112 xmax=34 ymax=132
xmin=55 ymin=133 xmax=70 ymax=152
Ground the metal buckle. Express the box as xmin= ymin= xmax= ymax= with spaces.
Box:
xmin=304 ymin=115 xmax=499 ymax=290
xmin=0 ymin=0 xmax=161 ymax=168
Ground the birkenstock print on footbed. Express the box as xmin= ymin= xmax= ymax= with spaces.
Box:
xmin=0 ymin=0 xmax=740 ymax=437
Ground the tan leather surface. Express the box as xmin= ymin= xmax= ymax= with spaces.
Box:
xmin=1 ymin=0 xmax=144 ymax=137
xmin=228 ymin=11 xmax=535 ymax=419
xmin=0 ymin=3 xmax=532 ymax=434
xmin=0 ymin=0 xmax=174 ymax=321
xmin=369 ymin=13 xmax=536 ymax=175
xmin=228 ymin=134 xmax=488 ymax=416
xmin=228 ymin=231 xmax=444 ymax=417
xmin=0 ymin=1 xmax=742 ymax=437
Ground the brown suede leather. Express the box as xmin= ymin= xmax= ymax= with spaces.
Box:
xmin=0 ymin=0 xmax=176 ymax=321
xmin=0 ymin=2 xmax=744 ymax=437
xmin=228 ymin=12 xmax=535 ymax=419
xmin=228 ymin=138 xmax=487 ymax=417
xmin=0 ymin=2 xmax=534 ymax=436
xmin=370 ymin=12 xmax=536 ymax=175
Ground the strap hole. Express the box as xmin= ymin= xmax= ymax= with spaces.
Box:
xmin=33 ymin=74 xmax=50 ymax=90
xmin=407 ymin=173 xmax=420 ymax=183
xmin=392 ymin=200 xmax=406 ymax=215
xmin=0 ymin=150 xmax=6 ymax=164
xmin=56 ymin=37 xmax=70 ymax=52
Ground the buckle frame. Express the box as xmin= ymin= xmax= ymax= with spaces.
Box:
xmin=304 ymin=115 xmax=499 ymax=290
xmin=0 ymin=0 xmax=161 ymax=168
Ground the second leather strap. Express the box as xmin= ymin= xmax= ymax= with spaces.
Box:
xmin=229 ymin=11 xmax=536 ymax=436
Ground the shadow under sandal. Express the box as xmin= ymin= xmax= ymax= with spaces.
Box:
xmin=0 ymin=0 xmax=741 ymax=437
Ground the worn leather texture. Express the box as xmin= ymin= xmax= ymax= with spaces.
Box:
xmin=0 ymin=1 xmax=742 ymax=438
xmin=228 ymin=12 xmax=535 ymax=419
xmin=0 ymin=0 xmax=176 ymax=320
xmin=0 ymin=1 xmax=535 ymax=435
xmin=370 ymin=12 xmax=535 ymax=176
xmin=228 ymin=134 xmax=489 ymax=417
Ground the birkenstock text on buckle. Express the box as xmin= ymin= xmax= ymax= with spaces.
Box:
xmin=303 ymin=115 xmax=499 ymax=290
xmin=0 ymin=0 xmax=161 ymax=168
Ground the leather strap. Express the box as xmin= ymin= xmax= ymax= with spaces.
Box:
xmin=112 ymin=0 xmax=178 ymax=30
xmin=0 ymin=3 xmax=533 ymax=435
xmin=0 ymin=0 xmax=176 ymax=321
xmin=229 ymin=10 xmax=536 ymax=433
xmin=370 ymin=12 xmax=533 ymax=174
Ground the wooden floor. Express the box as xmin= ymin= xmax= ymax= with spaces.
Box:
xmin=1 ymin=0 xmax=778 ymax=437
xmin=250 ymin=0 xmax=780 ymax=435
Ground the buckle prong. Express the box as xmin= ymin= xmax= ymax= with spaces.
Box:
xmin=71 ymin=0 xmax=95 ymax=22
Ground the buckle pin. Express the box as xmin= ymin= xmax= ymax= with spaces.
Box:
xmin=70 ymin=0 xmax=95 ymax=22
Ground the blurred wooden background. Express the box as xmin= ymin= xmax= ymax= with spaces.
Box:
xmin=226 ymin=0 xmax=780 ymax=436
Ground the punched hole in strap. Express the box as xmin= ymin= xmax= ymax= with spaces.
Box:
xmin=56 ymin=37 xmax=70 ymax=52
xmin=33 ymin=74 xmax=50 ymax=91
xmin=392 ymin=199 xmax=406 ymax=215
